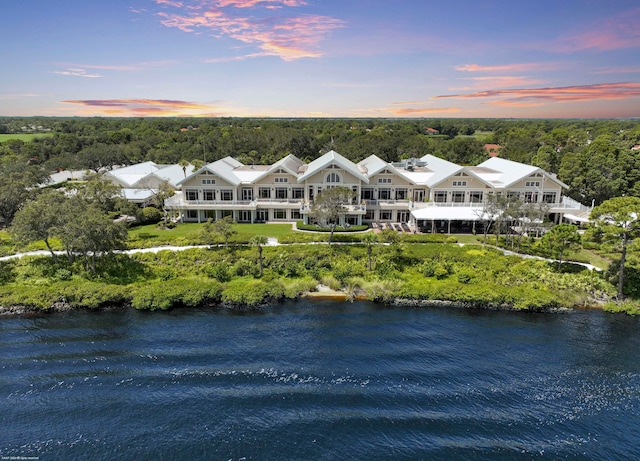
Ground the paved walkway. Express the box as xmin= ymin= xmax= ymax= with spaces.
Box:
xmin=0 ymin=240 xmax=601 ymax=271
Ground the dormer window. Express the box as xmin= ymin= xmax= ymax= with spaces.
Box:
xmin=326 ymin=172 xmax=341 ymax=183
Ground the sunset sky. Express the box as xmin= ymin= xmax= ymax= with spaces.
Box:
xmin=2 ymin=0 xmax=640 ymax=118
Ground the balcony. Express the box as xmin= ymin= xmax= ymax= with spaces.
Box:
xmin=300 ymin=202 xmax=367 ymax=214
xmin=255 ymin=198 xmax=303 ymax=207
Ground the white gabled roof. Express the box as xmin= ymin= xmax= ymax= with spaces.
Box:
xmin=358 ymin=154 xmax=417 ymax=185
xmin=358 ymin=154 xmax=388 ymax=176
xmin=419 ymin=154 xmax=464 ymax=187
xmin=144 ymin=163 xmax=195 ymax=188
xmin=298 ymin=150 xmax=369 ymax=183
xmin=122 ymin=188 xmax=156 ymax=202
xmin=178 ymin=156 xmax=243 ymax=187
xmin=250 ymin=154 xmax=306 ymax=183
xmin=476 ymin=157 xmax=569 ymax=189
xmin=106 ymin=161 xmax=161 ymax=187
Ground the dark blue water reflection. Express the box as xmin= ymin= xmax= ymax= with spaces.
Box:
xmin=1 ymin=301 xmax=639 ymax=460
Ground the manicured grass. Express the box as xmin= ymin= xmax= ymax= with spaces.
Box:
xmin=577 ymin=249 xmax=610 ymax=270
xmin=0 ymin=133 xmax=54 ymax=143
xmin=127 ymin=222 xmax=296 ymax=247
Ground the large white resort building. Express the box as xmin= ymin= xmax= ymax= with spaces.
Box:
xmin=145 ymin=150 xmax=589 ymax=232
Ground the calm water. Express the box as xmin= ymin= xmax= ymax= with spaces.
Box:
xmin=1 ymin=300 xmax=639 ymax=460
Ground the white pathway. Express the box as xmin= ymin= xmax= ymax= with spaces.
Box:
xmin=1 ymin=240 xmax=601 ymax=271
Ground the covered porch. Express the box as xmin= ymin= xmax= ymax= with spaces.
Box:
xmin=411 ymin=206 xmax=485 ymax=234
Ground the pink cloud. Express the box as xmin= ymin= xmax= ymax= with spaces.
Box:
xmin=454 ymin=62 xmax=560 ymax=73
xmin=451 ymin=76 xmax=546 ymax=91
xmin=153 ymin=0 xmax=343 ymax=60
xmin=156 ymin=0 xmax=184 ymax=7
xmin=54 ymin=61 xmax=176 ymax=72
xmin=215 ymin=0 xmax=307 ymax=8
xmin=388 ymin=107 xmax=460 ymax=116
xmin=51 ymin=68 xmax=102 ymax=78
xmin=589 ymin=66 xmax=640 ymax=75
xmin=434 ymin=82 xmax=640 ymax=106
xmin=552 ymin=8 xmax=640 ymax=52
xmin=60 ymin=99 xmax=223 ymax=116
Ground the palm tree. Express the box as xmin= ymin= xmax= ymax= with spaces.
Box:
xmin=250 ymin=235 xmax=269 ymax=277
xmin=178 ymin=158 xmax=190 ymax=178
xmin=361 ymin=231 xmax=379 ymax=271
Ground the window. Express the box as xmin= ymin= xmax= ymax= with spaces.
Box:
xmin=186 ymin=210 xmax=198 ymax=219
xmin=378 ymin=177 xmax=392 ymax=184
xmin=364 ymin=210 xmax=375 ymax=220
xmin=201 ymin=178 xmax=215 ymax=185
xmin=292 ymin=188 xmax=304 ymax=199
xmin=452 ymin=180 xmax=467 ymax=187
xmin=525 ymin=181 xmax=541 ymax=187
xmin=274 ymin=209 xmax=287 ymax=220
xmin=542 ymin=192 xmax=557 ymax=204
xmin=258 ymin=187 xmax=271 ymax=199
xmin=395 ymin=189 xmax=408 ymax=200
xmin=185 ymin=189 xmax=198 ymax=201
xmin=378 ymin=188 xmax=391 ymax=200
xmin=380 ymin=210 xmax=392 ymax=220
xmin=274 ymin=177 xmax=288 ymax=183
xmin=524 ymin=192 xmax=537 ymax=203
xmin=242 ymin=188 xmax=253 ymax=201
xmin=362 ymin=188 xmax=374 ymax=200
xmin=220 ymin=190 xmax=233 ymax=201
xmin=275 ymin=187 xmax=287 ymax=199
xmin=469 ymin=191 xmax=483 ymax=203
xmin=326 ymin=172 xmax=341 ymax=183
xmin=507 ymin=192 xmax=520 ymax=201
xmin=452 ymin=191 xmax=465 ymax=203
xmin=203 ymin=189 xmax=215 ymax=201
xmin=434 ymin=191 xmax=447 ymax=203
xmin=291 ymin=210 xmax=301 ymax=220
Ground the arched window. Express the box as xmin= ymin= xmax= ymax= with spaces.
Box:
xmin=326 ymin=172 xmax=341 ymax=183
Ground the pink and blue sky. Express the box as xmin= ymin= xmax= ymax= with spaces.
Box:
xmin=2 ymin=0 xmax=640 ymax=118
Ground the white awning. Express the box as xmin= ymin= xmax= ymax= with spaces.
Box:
xmin=564 ymin=213 xmax=590 ymax=223
xmin=411 ymin=206 xmax=486 ymax=221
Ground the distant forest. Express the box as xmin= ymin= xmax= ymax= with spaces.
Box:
xmin=2 ymin=116 xmax=640 ymax=209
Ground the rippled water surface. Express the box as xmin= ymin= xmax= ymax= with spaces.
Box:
xmin=2 ymin=301 xmax=640 ymax=460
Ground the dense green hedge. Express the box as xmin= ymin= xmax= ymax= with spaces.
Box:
xmin=0 ymin=242 xmax=619 ymax=312
xmin=296 ymin=221 xmax=369 ymax=233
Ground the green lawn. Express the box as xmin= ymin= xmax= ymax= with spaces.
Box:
xmin=127 ymin=222 xmax=296 ymax=247
xmin=0 ymin=133 xmax=54 ymax=143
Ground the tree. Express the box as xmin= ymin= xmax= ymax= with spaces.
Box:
xmin=77 ymin=174 xmax=127 ymax=214
xmin=361 ymin=231 xmax=379 ymax=271
xmin=477 ymin=194 xmax=508 ymax=245
xmin=77 ymin=143 xmax=128 ymax=173
xmin=10 ymin=190 xmax=66 ymax=262
xmin=178 ymin=158 xmax=190 ymax=178
xmin=591 ymin=196 xmax=640 ymax=299
xmin=0 ymin=172 xmax=33 ymax=227
xmin=310 ymin=186 xmax=357 ymax=244
xmin=201 ymin=216 xmax=236 ymax=247
xmin=250 ymin=235 xmax=268 ymax=277
xmin=540 ymin=224 xmax=582 ymax=269
xmin=55 ymin=199 xmax=128 ymax=272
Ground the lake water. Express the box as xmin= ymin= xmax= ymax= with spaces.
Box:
xmin=1 ymin=300 xmax=639 ymax=460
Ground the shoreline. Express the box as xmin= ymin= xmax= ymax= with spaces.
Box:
xmin=0 ymin=289 xmax=582 ymax=317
